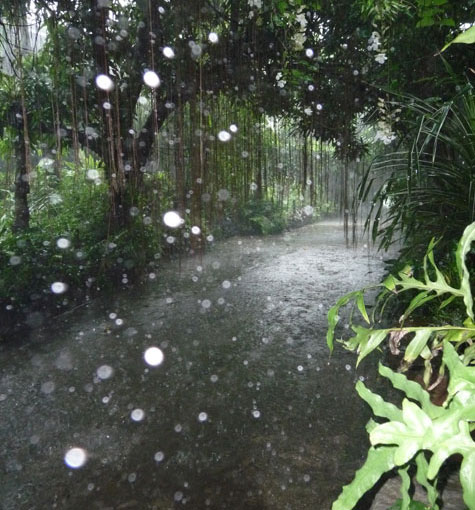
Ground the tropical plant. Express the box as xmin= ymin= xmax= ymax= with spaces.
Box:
xmin=327 ymin=222 xmax=475 ymax=510
xmin=361 ymin=85 xmax=475 ymax=255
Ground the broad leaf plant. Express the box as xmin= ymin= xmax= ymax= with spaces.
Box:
xmin=328 ymin=222 xmax=475 ymax=510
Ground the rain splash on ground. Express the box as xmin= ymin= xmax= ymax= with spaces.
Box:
xmin=0 ymin=222 xmax=465 ymax=509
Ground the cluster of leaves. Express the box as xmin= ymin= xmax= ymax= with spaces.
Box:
xmin=328 ymin=222 xmax=475 ymax=510
xmin=237 ymin=199 xmax=288 ymax=236
xmin=0 ymin=163 xmax=163 ymax=321
xmin=361 ymin=85 xmax=475 ymax=257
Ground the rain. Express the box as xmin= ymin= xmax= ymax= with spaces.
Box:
xmin=0 ymin=2 xmax=471 ymax=510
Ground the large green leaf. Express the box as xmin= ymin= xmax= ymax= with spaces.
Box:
xmin=442 ymin=25 xmax=475 ymax=52
xmin=460 ymin=450 xmax=475 ymax=510
xmin=356 ymin=381 xmax=402 ymax=421
xmin=455 ymin=222 xmax=475 ymax=320
xmin=404 ymin=330 xmax=432 ymax=363
xmin=379 ymin=364 xmax=443 ymax=418
xmin=331 ymin=446 xmax=396 ymax=510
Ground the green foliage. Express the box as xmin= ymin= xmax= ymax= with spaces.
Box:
xmin=0 ymin=161 xmax=163 ymax=315
xmin=442 ymin=25 xmax=475 ymax=51
xmin=361 ymin=86 xmax=475 ymax=256
xmin=329 ymin=223 xmax=475 ymax=510
xmin=238 ymin=199 xmax=287 ymax=236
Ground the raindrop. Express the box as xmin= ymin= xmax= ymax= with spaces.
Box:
xmin=201 ymin=299 xmax=211 ymax=309
xmin=303 ymin=205 xmax=314 ymax=216
xmin=217 ymin=189 xmax=230 ymax=201
xmin=102 ymin=101 xmax=112 ymax=110
xmin=95 ymin=74 xmax=114 ymax=91
xmin=305 ymin=48 xmax=314 ymax=57
xmin=345 ymin=364 xmax=351 ymax=371
xmin=97 ymin=365 xmax=114 ymax=380
xmin=229 ymin=124 xmax=238 ymax=133
xmin=198 ymin=412 xmax=208 ymax=422
xmin=210 ymin=374 xmax=218 ymax=383
xmin=252 ymin=410 xmax=261 ymax=419
xmin=143 ymin=347 xmax=164 ymax=367
xmin=128 ymin=473 xmax=137 ymax=483
xmin=143 ymin=70 xmax=160 ymax=88
xmin=163 ymin=211 xmax=183 ymax=228
xmin=191 ymin=226 xmax=201 ymax=235
xmin=162 ymin=46 xmax=175 ymax=58
xmin=64 ymin=447 xmax=87 ymax=469
xmin=9 ymin=255 xmax=21 ymax=265
xmin=222 ymin=280 xmax=231 ymax=289
xmin=218 ymin=130 xmax=231 ymax=142
xmin=154 ymin=451 xmax=165 ymax=462
xmin=87 ymin=169 xmax=100 ymax=180
xmin=174 ymin=424 xmax=182 ymax=433
xmin=51 ymin=282 xmax=68 ymax=294
xmin=131 ymin=408 xmax=145 ymax=422
xmin=57 ymin=238 xmax=71 ymax=249
xmin=208 ymin=32 xmax=219 ymax=43
xmin=41 ymin=381 xmax=55 ymax=394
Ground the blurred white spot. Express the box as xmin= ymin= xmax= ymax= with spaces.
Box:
xmin=229 ymin=124 xmax=238 ymax=133
xmin=131 ymin=408 xmax=145 ymax=422
xmin=9 ymin=255 xmax=21 ymax=265
xmin=206 ymin=235 xmax=214 ymax=242
xmin=345 ymin=364 xmax=351 ymax=371
xmin=198 ymin=412 xmax=208 ymax=422
xmin=316 ymin=103 xmax=323 ymax=110
xmin=144 ymin=347 xmax=164 ymax=367
xmin=41 ymin=381 xmax=55 ymax=394
xmin=250 ymin=182 xmax=258 ymax=191
xmin=162 ymin=46 xmax=175 ymax=58
xmin=174 ymin=491 xmax=184 ymax=502
xmin=297 ymin=365 xmax=304 ymax=372
xmin=64 ymin=447 xmax=87 ymax=468
xmin=97 ymin=365 xmax=114 ymax=380
xmin=191 ymin=226 xmax=201 ymax=235
xmin=154 ymin=451 xmax=165 ymax=462
xmin=208 ymin=32 xmax=219 ymax=43
xmin=128 ymin=473 xmax=137 ymax=483
xmin=87 ymin=169 xmax=99 ymax=180
xmin=218 ymin=130 xmax=231 ymax=142
xmin=102 ymin=101 xmax=112 ymax=110
xmin=174 ymin=424 xmax=182 ymax=433
xmin=217 ymin=189 xmax=230 ymax=201
xmin=163 ymin=211 xmax=183 ymax=228
xmin=57 ymin=238 xmax=71 ymax=249
xmin=222 ymin=280 xmax=231 ymax=289
xmin=115 ymin=318 xmax=123 ymax=326
xmin=95 ymin=74 xmax=114 ymax=91
xmin=109 ymin=312 xmax=117 ymax=319
xmin=303 ymin=205 xmax=314 ymax=216
xmin=305 ymin=48 xmax=314 ymax=57
xmin=51 ymin=282 xmax=68 ymax=294
xmin=201 ymin=299 xmax=211 ymax=309
xmin=252 ymin=410 xmax=261 ymax=418
xmin=210 ymin=374 xmax=218 ymax=383
xmin=143 ymin=70 xmax=160 ymax=88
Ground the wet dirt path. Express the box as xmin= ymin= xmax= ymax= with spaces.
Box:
xmin=1 ymin=222 xmax=392 ymax=509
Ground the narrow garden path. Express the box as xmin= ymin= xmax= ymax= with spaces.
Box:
xmin=0 ymin=222 xmax=415 ymax=509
